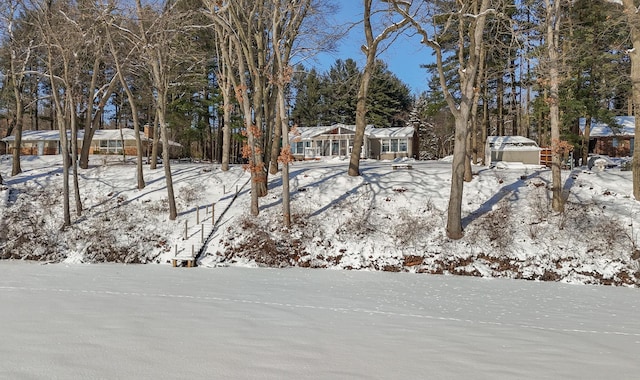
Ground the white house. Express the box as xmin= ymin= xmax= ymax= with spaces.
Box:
xmin=289 ymin=124 xmax=416 ymax=160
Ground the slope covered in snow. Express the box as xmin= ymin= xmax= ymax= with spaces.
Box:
xmin=1 ymin=154 xmax=639 ymax=286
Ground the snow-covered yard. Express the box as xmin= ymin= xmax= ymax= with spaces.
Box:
xmin=1 ymin=154 xmax=639 ymax=285
xmin=1 ymin=262 xmax=638 ymax=379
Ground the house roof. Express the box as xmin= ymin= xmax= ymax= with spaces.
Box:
xmin=486 ymin=136 xmax=541 ymax=151
xmin=578 ymin=116 xmax=636 ymax=137
xmin=291 ymin=124 xmax=414 ymax=141
xmin=366 ymin=126 xmax=414 ymax=138
xmin=1 ymin=130 xmax=60 ymax=142
xmin=1 ymin=128 xmax=182 ymax=147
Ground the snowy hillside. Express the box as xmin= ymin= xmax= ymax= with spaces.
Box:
xmin=1 ymin=154 xmax=639 ymax=286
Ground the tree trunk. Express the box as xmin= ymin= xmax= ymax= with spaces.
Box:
xmin=277 ymin=84 xmax=291 ymax=228
xmin=70 ymin=101 xmax=82 ymax=217
xmin=497 ymin=76 xmax=504 ymax=136
xmin=157 ymin=101 xmax=177 ymax=220
xmin=446 ymin=113 xmax=470 ymax=239
xmin=151 ymin=110 xmax=160 ymax=170
xmin=11 ymin=95 xmax=23 ymax=176
xmin=619 ymin=0 xmax=640 ymax=200
xmin=547 ymin=0 xmax=564 ymax=213
xmin=269 ymin=106 xmax=282 ymax=175
xmin=221 ymin=83 xmax=231 ymax=171
xmin=60 ymin=124 xmax=71 ymax=227
xmin=349 ymin=59 xmax=373 ymax=176
xmin=464 ymin=130 xmax=472 ymax=182
xmin=582 ymin=115 xmax=591 ymax=167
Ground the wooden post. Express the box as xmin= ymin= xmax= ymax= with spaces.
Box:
xmin=196 ymin=206 xmax=200 ymax=224
xmin=172 ymin=245 xmax=177 ymax=267
xmin=235 ymin=185 xmax=238 ymax=194
xmin=212 ymin=203 xmax=215 ymax=225
xmin=201 ymin=224 xmax=204 ymax=243
xmin=191 ymin=245 xmax=195 ymax=258
xmin=223 ymin=185 xmax=226 ymax=194
xmin=184 ymin=220 xmax=188 ymax=240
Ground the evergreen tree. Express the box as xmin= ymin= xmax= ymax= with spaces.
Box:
xmin=322 ymin=58 xmax=360 ymax=125
xmin=291 ymin=65 xmax=325 ymax=127
xmin=366 ymin=60 xmax=412 ymax=127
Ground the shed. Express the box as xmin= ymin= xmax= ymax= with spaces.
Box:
xmin=485 ymin=136 xmax=542 ymax=166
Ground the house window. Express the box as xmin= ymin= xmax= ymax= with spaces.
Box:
xmin=612 ymin=138 xmax=619 ymax=148
xmin=99 ymin=140 xmax=123 ymax=153
xmin=399 ymin=139 xmax=408 ymax=152
xmin=292 ymin=141 xmax=303 ymax=154
xmin=391 ymin=139 xmax=398 ymax=152
xmin=382 ymin=140 xmax=390 ymax=152
xmin=381 ymin=138 xmax=408 ymax=153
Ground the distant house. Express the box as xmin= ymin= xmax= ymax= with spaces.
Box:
xmin=485 ymin=136 xmax=542 ymax=166
xmin=579 ymin=116 xmax=636 ymax=157
xmin=289 ymin=124 xmax=417 ymax=160
xmin=1 ymin=126 xmax=182 ymax=158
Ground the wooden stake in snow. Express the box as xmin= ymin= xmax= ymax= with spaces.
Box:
xmin=196 ymin=206 xmax=200 ymax=224
xmin=184 ymin=220 xmax=188 ymax=240
xmin=212 ymin=203 xmax=215 ymax=225
xmin=201 ymin=224 xmax=204 ymax=243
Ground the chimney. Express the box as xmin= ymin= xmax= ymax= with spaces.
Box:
xmin=144 ymin=125 xmax=154 ymax=139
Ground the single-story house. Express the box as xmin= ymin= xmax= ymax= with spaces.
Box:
xmin=1 ymin=126 xmax=182 ymax=158
xmin=485 ymin=135 xmax=542 ymax=166
xmin=579 ymin=116 xmax=636 ymax=157
xmin=289 ymin=123 xmax=417 ymax=160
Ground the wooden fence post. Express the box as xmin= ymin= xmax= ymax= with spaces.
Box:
xmin=196 ymin=206 xmax=200 ymax=224
xmin=184 ymin=220 xmax=188 ymax=240
xmin=212 ymin=203 xmax=215 ymax=225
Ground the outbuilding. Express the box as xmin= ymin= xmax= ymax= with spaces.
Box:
xmin=485 ymin=136 xmax=542 ymax=166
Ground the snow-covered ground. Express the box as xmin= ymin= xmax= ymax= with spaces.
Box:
xmin=1 ymin=261 xmax=639 ymax=379
xmin=1 ymin=154 xmax=640 ymax=378
xmin=1 ymin=154 xmax=639 ymax=285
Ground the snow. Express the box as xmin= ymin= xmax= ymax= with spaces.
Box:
xmin=1 ymin=154 xmax=639 ymax=285
xmin=1 ymin=154 xmax=640 ymax=377
xmin=1 ymin=262 xmax=639 ymax=379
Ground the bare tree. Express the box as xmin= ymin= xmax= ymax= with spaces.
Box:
xmin=392 ymin=0 xmax=494 ymax=239
xmin=272 ymin=0 xmax=312 ymax=227
xmin=0 ymin=0 xmax=34 ymax=177
xmin=212 ymin=22 xmax=234 ymax=172
xmin=348 ymin=0 xmax=410 ymax=177
xmin=132 ymin=0 xmax=201 ymax=220
xmin=101 ymin=5 xmax=146 ymax=190
xmin=76 ymin=11 xmax=118 ymax=171
xmin=204 ymin=1 xmax=270 ymax=215
xmin=33 ymin=0 xmax=74 ymax=226
xmin=606 ymin=0 xmax=640 ymax=200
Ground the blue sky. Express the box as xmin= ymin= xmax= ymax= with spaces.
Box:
xmin=308 ymin=2 xmax=434 ymax=96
